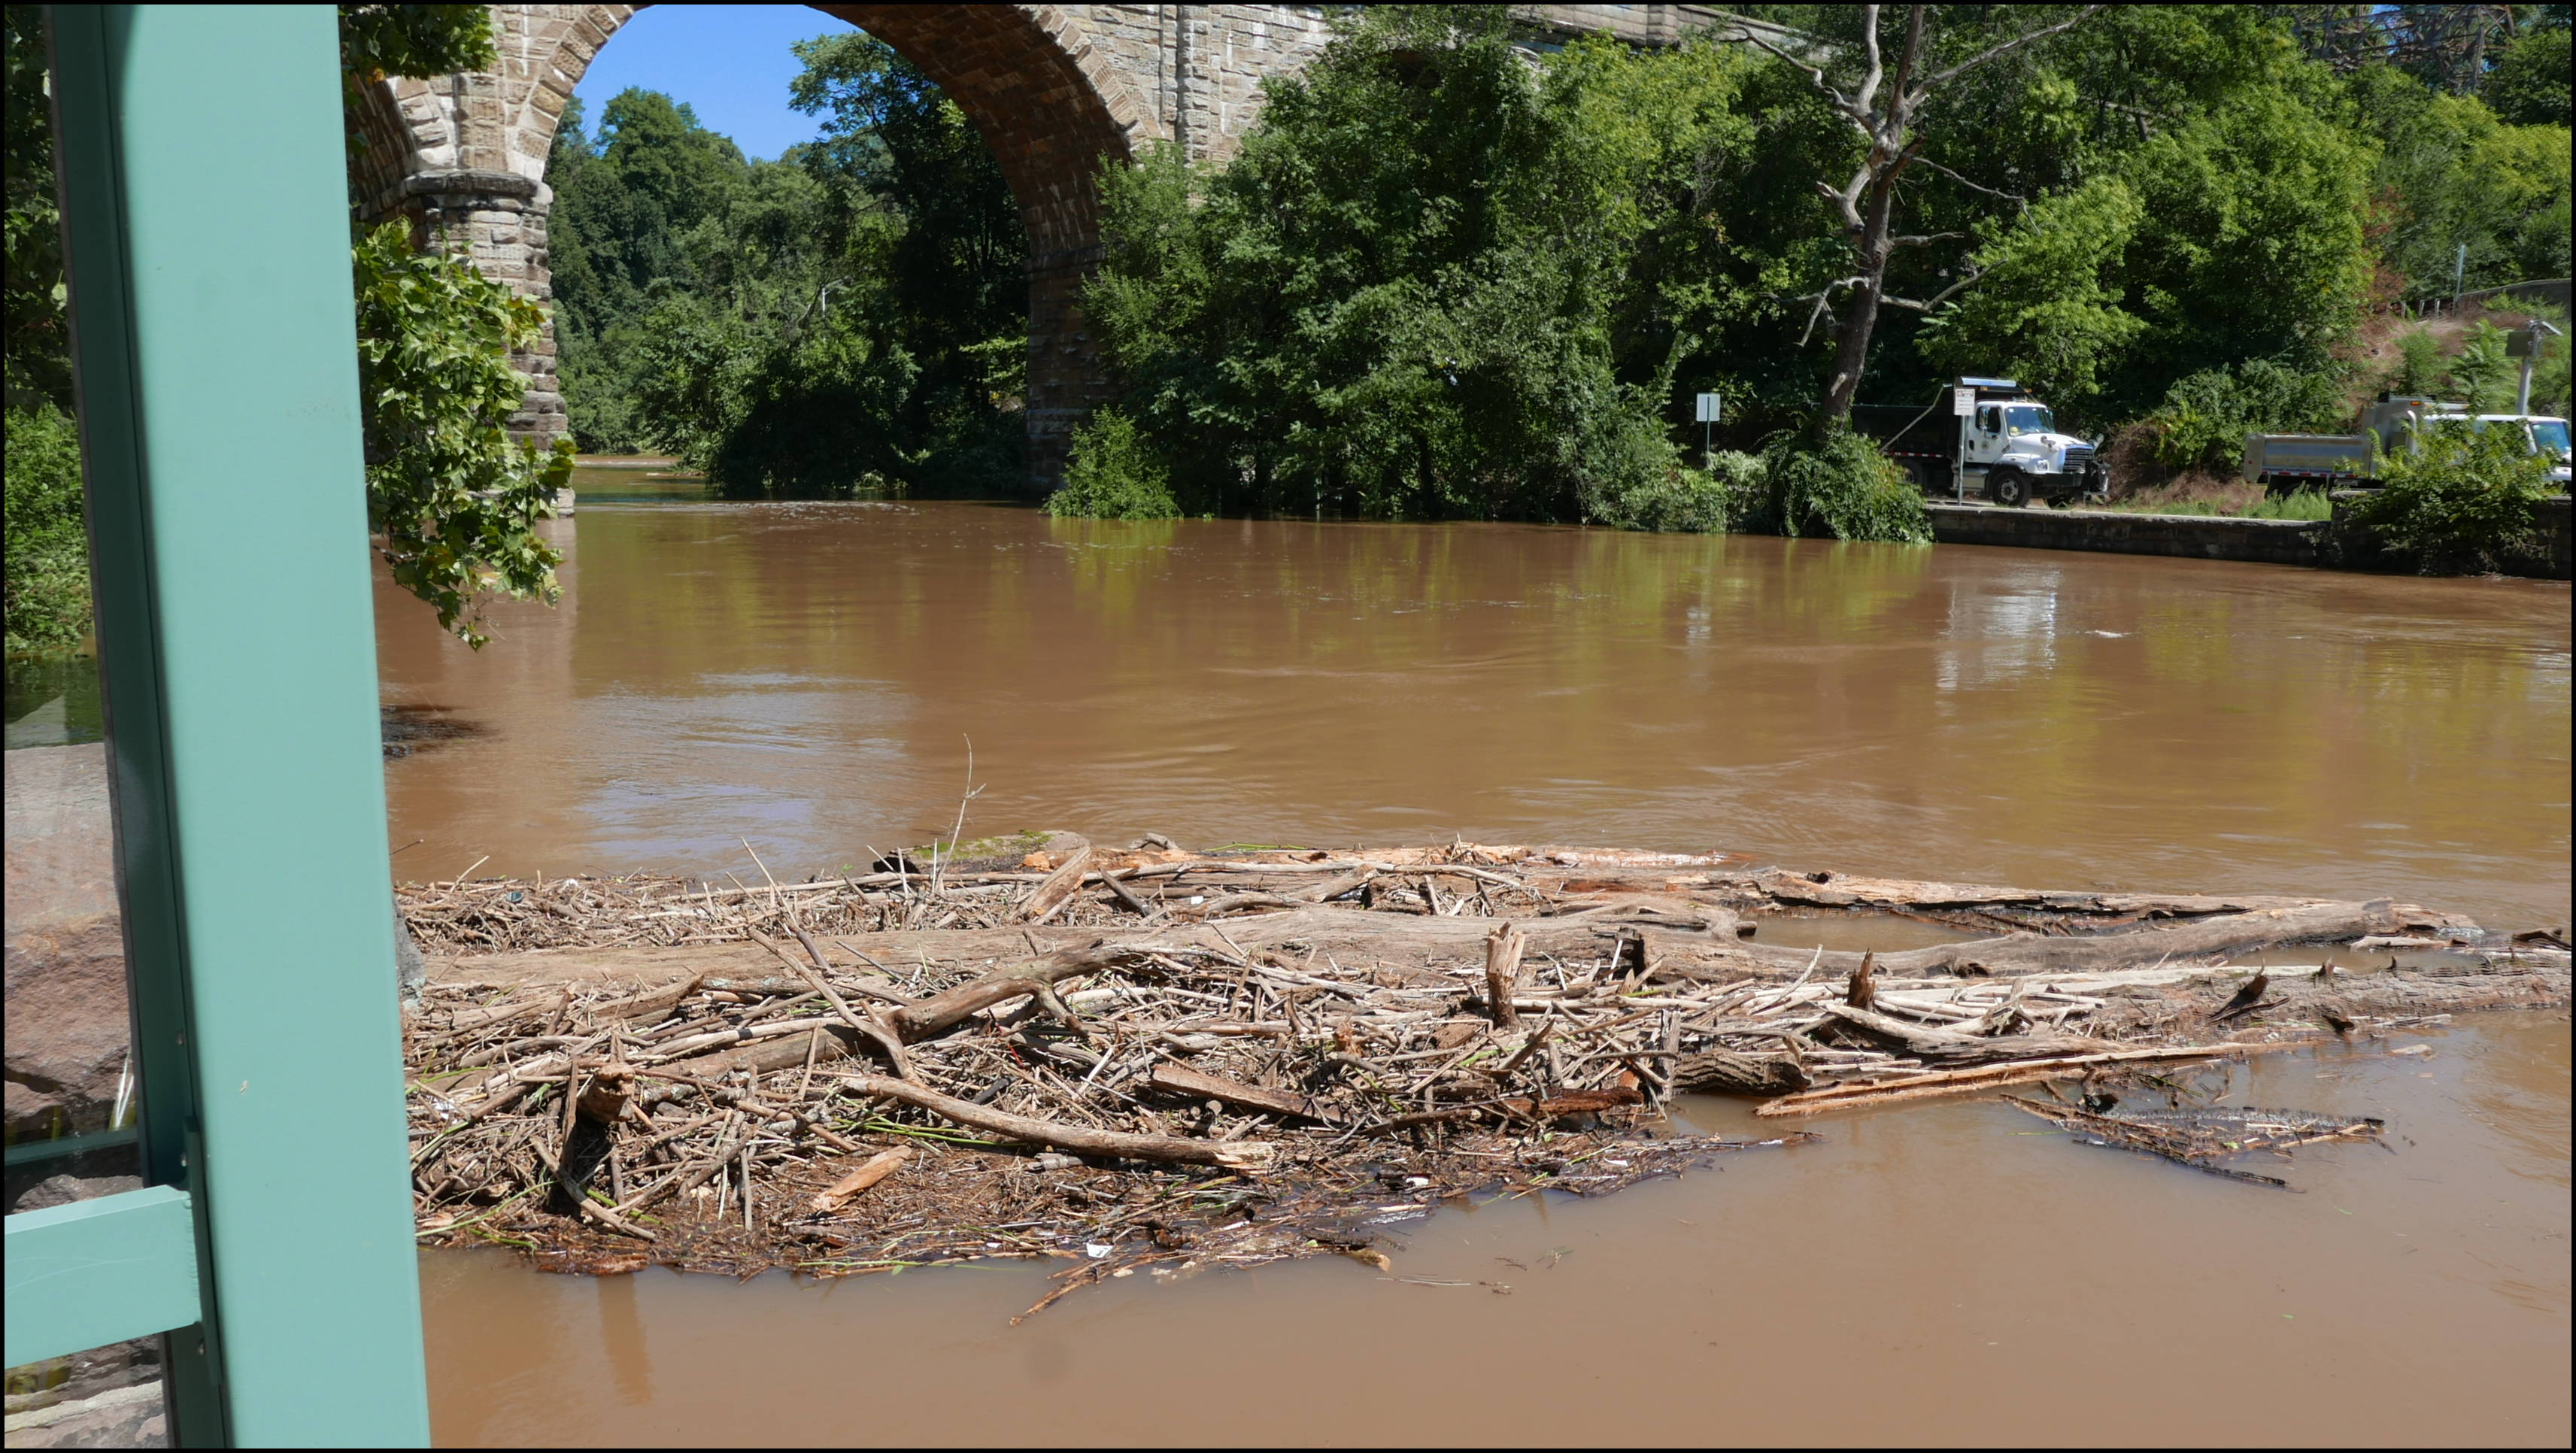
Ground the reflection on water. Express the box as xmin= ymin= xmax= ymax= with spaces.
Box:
xmin=424 ymin=1015 xmax=2570 ymax=1448
xmin=2 ymin=651 xmax=103 ymax=749
xmin=377 ymin=485 xmax=2571 ymax=928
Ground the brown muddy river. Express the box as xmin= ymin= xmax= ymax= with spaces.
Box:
xmin=385 ymin=477 xmax=2570 ymax=1445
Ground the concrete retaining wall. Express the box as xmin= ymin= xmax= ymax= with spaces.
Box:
xmin=1926 ymin=504 xmax=2326 ymax=566
xmin=1928 ymin=498 xmax=2572 ymax=580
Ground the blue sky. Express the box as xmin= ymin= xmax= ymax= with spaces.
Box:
xmin=572 ymin=5 xmax=857 ymax=161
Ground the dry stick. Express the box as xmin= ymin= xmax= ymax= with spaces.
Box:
xmin=739 ymin=838 xmax=783 ymax=915
xmin=575 ymin=1196 xmax=657 ymax=1242
xmin=834 ymin=1073 xmax=1276 ymax=1169
xmin=1103 ymin=869 xmax=1158 ymax=918
xmin=614 ymin=1114 xmax=748 ymax=1216
xmin=1148 ymin=1060 xmax=1336 ymax=1122
xmin=887 ymin=941 xmax=1160 ymax=1042
xmin=629 ymin=1068 xmax=863 ymax=1154
xmin=1492 ymin=1019 xmax=1556 ymax=1078
xmin=765 ymin=925 xmax=916 ymax=1080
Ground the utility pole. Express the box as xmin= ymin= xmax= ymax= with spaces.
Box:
xmin=2513 ymin=318 xmax=2563 ymax=414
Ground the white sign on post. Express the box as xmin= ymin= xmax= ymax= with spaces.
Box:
xmin=1952 ymin=387 xmax=1976 ymax=416
xmin=1695 ymin=393 xmax=1722 ymax=423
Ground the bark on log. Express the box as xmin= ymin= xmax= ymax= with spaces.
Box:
xmin=836 ymin=1073 xmax=1274 ymax=1168
xmin=433 ymin=891 xmax=2461 ymax=994
xmin=1669 ymin=1048 xmax=1810 ymax=1097
xmin=1485 ymin=924 xmax=1526 ymax=1028
xmin=1754 ymin=1041 xmax=2312 ymax=1117
xmin=1147 ymin=1060 xmax=1336 ymax=1122
xmin=1822 ymin=1003 xmax=2114 ymax=1063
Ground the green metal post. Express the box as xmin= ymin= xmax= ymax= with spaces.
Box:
xmin=42 ymin=5 xmax=430 ymax=1445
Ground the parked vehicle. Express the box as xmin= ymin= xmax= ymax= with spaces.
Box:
xmin=1852 ymin=377 xmax=2109 ymax=507
xmin=2365 ymin=393 xmax=2573 ymax=487
xmin=2241 ymin=432 xmax=2375 ymax=490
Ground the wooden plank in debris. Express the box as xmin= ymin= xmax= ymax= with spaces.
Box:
xmin=1148 ymin=1060 xmax=1337 ymax=1122
xmin=1021 ymin=843 xmax=1096 ymax=924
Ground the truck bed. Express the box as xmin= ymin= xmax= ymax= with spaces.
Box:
xmin=2241 ymin=433 xmax=2372 ymax=484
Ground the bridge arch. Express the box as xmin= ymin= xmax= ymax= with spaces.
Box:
xmin=353 ymin=4 xmax=1248 ymax=489
xmin=351 ymin=6 xmax=1703 ymax=485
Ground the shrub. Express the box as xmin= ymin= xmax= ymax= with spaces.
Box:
xmin=2350 ymin=419 xmax=2553 ymax=574
xmin=2389 ymin=327 xmax=2446 ymax=396
xmin=1581 ymin=463 xmax=1734 ymax=533
xmin=1753 ymin=428 xmax=1931 ymax=544
xmin=4 ymin=403 xmax=91 ymax=652
xmin=2445 ymin=320 xmax=2516 ymax=413
xmin=2247 ymin=487 xmax=2333 ymax=521
xmin=2143 ymin=359 xmax=2346 ymax=475
xmin=1046 ymin=410 xmax=1179 ymax=520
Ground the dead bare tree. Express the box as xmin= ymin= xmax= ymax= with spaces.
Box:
xmin=1730 ymin=5 xmax=2104 ymax=426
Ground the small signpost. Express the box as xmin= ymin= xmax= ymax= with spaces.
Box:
xmin=1952 ymin=387 xmax=1974 ymax=501
xmin=1696 ymin=392 xmax=1721 ymax=465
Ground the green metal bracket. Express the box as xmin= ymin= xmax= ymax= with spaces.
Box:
xmin=24 ymin=5 xmax=433 ymax=1445
xmin=5 ymin=1187 xmax=201 ymax=1369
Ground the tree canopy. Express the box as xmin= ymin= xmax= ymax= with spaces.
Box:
xmin=545 ymin=36 xmax=1026 ymax=497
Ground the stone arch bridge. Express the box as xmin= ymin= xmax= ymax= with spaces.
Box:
xmin=349 ymin=4 xmax=1773 ymax=487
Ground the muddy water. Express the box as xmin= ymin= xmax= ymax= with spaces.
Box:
xmin=389 ymin=481 xmax=2570 ymax=1445
xmin=378 ymin=486 xmax=2571 ymax=929
xmin=425 ymin=1015 xmax=2568 ymax=1447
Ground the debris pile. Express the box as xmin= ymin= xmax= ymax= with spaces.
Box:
xmin=400 ymin=843 xmax=2568 ymax=1306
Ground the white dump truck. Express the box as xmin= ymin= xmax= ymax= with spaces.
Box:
xmin=1852 ymin=377 xmax=2109 ymax=507
xmin=2365 ymin=395 xmax=2572 ymax=487
xmin=2242 ymin=394 xmax=2574 ymax=490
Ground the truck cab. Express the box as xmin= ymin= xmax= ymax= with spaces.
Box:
xmin=1853 ymin=378 xmax=2109 ymax=507
xmin=1965 ymin=394 xmax=2105 ymax=506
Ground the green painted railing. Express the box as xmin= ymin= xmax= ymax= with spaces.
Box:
xmin=5 ymin=5 xmax=431 ymax=1444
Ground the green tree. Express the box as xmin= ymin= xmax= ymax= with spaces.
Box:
xmin=4 ymin=396 xmax=87 ymax=651
xmin=547 ymin=90 xmax=755 ymax=453
xmin=4 ymin=5 xmax=65 ymax=413
xmin=2480 ymin=25 xmax=2570 ymax=127
xmin=1083 ymin=8 xmax=1752 ymax=526
xmin=1731 ymin=4 xmax=2107 ymax=424
xmin=1915 ymin=178 xmax=2145 ymax=416
xmin=2348 ymin=62 xmax=2571 ymax=295
xmin=549 ymin=38 xmax=1030 ymax=496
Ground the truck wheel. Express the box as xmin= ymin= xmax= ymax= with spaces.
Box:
xmin=1989 ymin=468 xmax=2030 ymax=508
